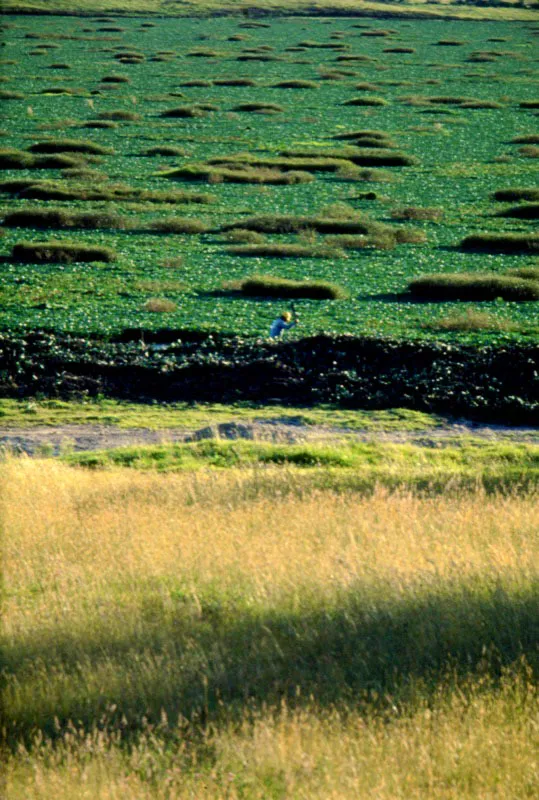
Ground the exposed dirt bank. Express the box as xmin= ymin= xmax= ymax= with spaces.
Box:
xmin=1 ymin=418 xmax=537 ymax=457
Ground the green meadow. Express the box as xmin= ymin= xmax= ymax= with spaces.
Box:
xmin=0 ymin=13 xmax=538 ymax=344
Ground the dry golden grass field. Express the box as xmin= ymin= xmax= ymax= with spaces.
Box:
xmin=2 ymin=455 xmax=538 ymax=798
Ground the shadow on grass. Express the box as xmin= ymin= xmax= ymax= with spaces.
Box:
xmin=3 ymin=578 xmax=538 ymax=749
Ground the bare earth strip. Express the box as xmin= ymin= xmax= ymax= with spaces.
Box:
xmin=1 ymin=419 xmax=538 ymax=456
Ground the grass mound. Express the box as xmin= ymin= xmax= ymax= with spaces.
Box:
xmin=391 ymin=206 xmax=442 ymax=221
xmin=161 ymin=106 xmax=207 ymax=119
xmin=422 ymin=309 xmax=521 ymax=333
xmin=492 ymin=188 xmax=539 ymax=202
xmin=12 ymin=240 xmax=117 ymax=264
xmin=28 ymin=139 xmax=113 ymax=155
xmin=143 ymin=146 xmax=185 ymax=157
xmin=148 ymin=217 xmax=209 ymax=234
xmin=221 ymin=212 xmax=387 ymax=236
xmin=97 ymin=110 xmax=141 ymax=121
xmin=408 ymin=273 xmax=539 ymax=301
xmin=143 ymin=298 xmax=177 ymax=313
xmin=232 ymin=102 xmax=284 ymax=113
xmin=164 ymin=164 xmax=313 ymax=185
xmin=272 ymin=80 xmax=318 ymax=89
xmin=234 ymin=274 xmax=348 ymax=299
xmin=0 ymin=179 xmax=215 ymax=205
xmin=343 ymin=96 xmax=388 ymax=107
xmin=213 ymin=77 xmax=256 ymax=86
xmin=495 ymin=203 xmax=539 ymax=220
xmin=460 ymin=233 xmax=539 ymax=253
xmin=2 ymin=208 xmax=126 ymax=230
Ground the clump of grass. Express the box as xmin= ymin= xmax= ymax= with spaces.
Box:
xmin=226 ymin=243 xmax=345 ymax=259
xmin=82 ymin=119 xmax=118 ymax=129
xmin=384 ymin=47 xmax=415 ymax=54
xmin=281 ymin=147 xmax=416 ymax=167
xmin=423 ymin=309 xmax=520 ymax=332
xmin=361 ymin=29 xmax=393 ymax=37
xmin=232 ymin=102 xmax=284 ymax=113
xmin=493 ymin=187 xmax=539 ymax=202
xmin=0 ymin=90 xmax=24 ymax=99
xmin=97 ymin=110 xmax=141 ymax=121
xmin=12 ymin=240 xmax=117 ymax=264
xmin=48 ymin=63 xmax=71 ymax=69
xmin=518 ymin=145 xmax=539 ymax=158
xmin=391 ymin=206 xmax=443 ymax=221
xmin=0 ymin=148 xmax=85 ymax=170
xmin=2 ymin=208 xmax=126 ymax=230
xmin=148 ymin=217 xmax=209 ymax=234
xmin=461 ymin=100 xmax=503 ymax=109
xmin=179 ymin=79 xmax=212 ymax=87
xmin=0 ymin=180 xmax=215 ymax=205
xmin=343 ymin=96 xmax=388 ymax=107
xmin=233 ymin=274 xmax=348 ymax=299
xmin=143 ymin=298 xmax=178 ymax=313
xmin=213 ymin=77 xmax=256 ymax=86
xmin=272 ymin=80 xmax=318 ymax=89
xmin=435 ymin=39 xmax=465 ymax=46
xmin=161 ymin=106 xmax=207 ymax=119
xmin=100 ymin=74 xmax=130 ymax=83
xmin=29 ymin=139 xmax=113 ymax=155
xmin=164 ymin=164 xmax=313 ymax=185
xmin=60 ymin=168 xmax=109 ymax=182
xmin=495 ymin=203 xmax=539 ymax=220
xmin=507 ymin=266 xmax=539 ymax=281
xmin=408 ymin=273 xmax=539 ymax=301
xmin=460 ymin=233 xmax=539 ymax=254
xmin=221 ymin=212 xmax=387 ymax=236
xmin=511 ymin=134 xmax=539 ymax=144
xmin=519 ymin=100 xmax=539 ymax=109
xmin=143 ymin=145 xmax=185 ymax=157
xmin=223 ymin=229 xmax=266 ymax=244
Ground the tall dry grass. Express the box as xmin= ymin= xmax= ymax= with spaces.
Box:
xmin=2 ymin=457 xmax=538 ymax=798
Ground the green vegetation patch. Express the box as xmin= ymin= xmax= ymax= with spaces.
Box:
xmin=232 ymin=274 xmax=349 ymax=299
xmin=408 ymin=273 xmax=539 ymax=301
xmin=12 ymin=240 xmax=117 ymax=264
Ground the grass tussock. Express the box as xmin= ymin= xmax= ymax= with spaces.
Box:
xmin=221 ymin=212 xmax=387 ymax=237
xmin=163 ymin=163 xmax=313 ymax=185
xmin=391 ymin=206 xmax=443 ymax=221
xmin=492 ymin=187 xmax=539 ymax=202
xmin=0 ymin=179 xmax=215 ymax=205
xmin=272 ymin=79 xmax=318 ymax=89
xmin=495 ymin=203 xmax=539 ymax=220
xmin=423 ymin=309 xmax=522 ymax=332
xmin=408 ymin=272 xmax=539 ymax=301
xmin=161 ymin=106 xmax=207 ymax=119
xmin=12 ymin=240 xmax=117 ymax=264
xmin=148 ymin=217 xmax=209 ymax=234
xmin=28 ymin=139 xmax=113 ymax=155
xmin=231 ymin=274 xmax=348 ymax=299
xmin=143 ymin=298 xmax=178 ymax=313
xmin=232 ymin=102 xmax=284 ymax=113
xmin=97 ymin=110 xmax=141 ymax=121
xmin=343 ymin=95 xmax=388 ymax=107
xmin=2 ymin=208 xmax=126 ymax=231
xmin=460 ymin=232 xmax=539 ymax=253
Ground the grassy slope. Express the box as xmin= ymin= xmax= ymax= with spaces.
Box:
xmin=1 ymin=0 xmax=538 ymax=20
xmin=0 ymin=397 xmax=443 ymax=431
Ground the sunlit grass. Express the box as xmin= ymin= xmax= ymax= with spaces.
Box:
xmin=2 ymin=456 xmax=538 ymax=797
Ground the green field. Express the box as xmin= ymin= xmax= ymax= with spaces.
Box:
xmin=1 ymin=13 xmax=538 ymax=345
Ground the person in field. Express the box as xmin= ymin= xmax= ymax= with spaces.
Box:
xmin=269 ymin=310 xmax=298 ymax=338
